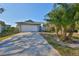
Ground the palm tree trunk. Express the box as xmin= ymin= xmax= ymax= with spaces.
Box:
xmin=62 ymin=27 xmax=67 ymax=41
xmin=56 ymin=27 xmax=59 ymax=36
xmin=65 ymin=23 xmax=75 ymax=42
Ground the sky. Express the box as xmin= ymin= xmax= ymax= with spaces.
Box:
xmin=0 ymin=3 xmax=53 ymax=26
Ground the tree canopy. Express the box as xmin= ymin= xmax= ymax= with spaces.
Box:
xmin=0 ymin=8 xmax=5 ymax=26
xmin=45 ymin=3 xmax=79 ymax=41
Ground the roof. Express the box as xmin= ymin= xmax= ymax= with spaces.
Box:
xmin=16 ymin=20 xmax=43 ymax=25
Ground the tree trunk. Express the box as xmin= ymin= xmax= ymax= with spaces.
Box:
xmin=67 ymin=32 xmax=73 ymax=40
xmin=62 ymin=27 xmax=68 ymax=41
xmin=64 ymin=23 xmax=75 ymax=42
xmin=56 ymin=27 xmax=59 ymax=36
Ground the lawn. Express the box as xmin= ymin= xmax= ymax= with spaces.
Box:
xmin=0 ymin=34 xmax=16 ymax=41
xmin=72 ymin=33 xmax=79 ymax=39
xmin=41 ymin=33 xmax=79 ymax=56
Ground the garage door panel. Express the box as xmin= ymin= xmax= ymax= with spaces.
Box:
xmin=21 ymin=25 xmax=39 ymax=32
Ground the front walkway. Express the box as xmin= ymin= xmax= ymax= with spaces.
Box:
xmin=0 ymin=32 xmax=60 ymax=56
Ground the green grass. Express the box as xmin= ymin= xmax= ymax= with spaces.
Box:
xmin=41 ymin=33 xmax=79 ymax=56
xmin=72 ymin=33 xmax=79 ymax=39
xmin=47 ymin=38 xmax=79 ymax=56
xmin=0 ymin=34 xmax=16 ymax=41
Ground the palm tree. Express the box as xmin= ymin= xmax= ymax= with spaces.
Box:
xmin=45 ymin=3 xmax=79 ymax=42
xmin=0 ymin=8 xmax=4 ymax=14
xmin=0 ymin=8 xmax=5 ymax=26
xmin=0 ymin=21 xmax=5 ymax=26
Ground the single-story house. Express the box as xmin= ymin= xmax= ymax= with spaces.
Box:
xmin=0 ymin=25 xmax=4 ymax=33
xmin=4 ymin=25 xmax=11 ymax=29
xmin=0 ymin=21 xmax=5 ymax=33
xmin=16 ymin=20 xmax=44 ymax=32
xmin=0 ymin=21 xmax=11 ymax=33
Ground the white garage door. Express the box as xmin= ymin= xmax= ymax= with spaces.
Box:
xmin=21 ymin=25 xmax=39 ymax=32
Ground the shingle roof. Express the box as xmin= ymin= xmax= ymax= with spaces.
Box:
xmin=16 ymin=20 xmax=42 ymax=25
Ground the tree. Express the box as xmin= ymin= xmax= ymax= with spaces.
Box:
xmin=0 ymin=8 xmax=4 ymax=14
xmin=0 ymin=21 xmax=5 ymax=26
xmin=45 ymin=3 xmax=79 ymax=42
xmin=0 ymin=8 xmax=5 ymax=26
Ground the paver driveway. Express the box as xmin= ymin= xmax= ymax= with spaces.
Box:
xmin=0 ymin=32 xmax=60 ymax=56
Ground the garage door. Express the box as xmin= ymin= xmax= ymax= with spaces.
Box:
xmin=21 ymin=25 xmax=39 ymax=32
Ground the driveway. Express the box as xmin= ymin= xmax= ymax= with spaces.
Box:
xmin=0 ymin=32 xmax=60 ymax=56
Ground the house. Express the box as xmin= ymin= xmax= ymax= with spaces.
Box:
xmin=0 ymin=21 xmax=5 ymax=33
xmin=0 ymin=21 xmax=11 ymax=33
xmin=16 ymin=20 xmax=44 ymax=32
xmin=0 ymin=25 xmax=4 ymax=33
xmin=4 ymin=25 xmax=11 ymax=29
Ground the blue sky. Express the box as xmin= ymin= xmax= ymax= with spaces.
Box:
xmin=0 ymin=3 xmax=53 ymax=26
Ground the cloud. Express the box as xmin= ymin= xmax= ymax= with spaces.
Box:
xmin=0 ymin=18 xmax=8 ymax=24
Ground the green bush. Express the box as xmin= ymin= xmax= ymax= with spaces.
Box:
xmin=0 ymin=27 xmax=19 ymax=37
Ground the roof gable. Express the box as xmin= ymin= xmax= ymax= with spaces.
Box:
xmin=16 ymin=20 xmax=42 ymax=25
xmin=25 ymin=20 xmax=34 ymax=22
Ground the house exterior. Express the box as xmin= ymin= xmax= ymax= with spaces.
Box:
xmin=0 ymin=25 xmax=4 ymax=33
xmin=16 ymin=20 xmax=44 ymax=32
xmin=0 ymin=21 xmax=5 ymax=33
xmin=0 ymin=21 xmax=11 ymax=33
xmin=4 ymin=25 xmax=11 ymax=29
